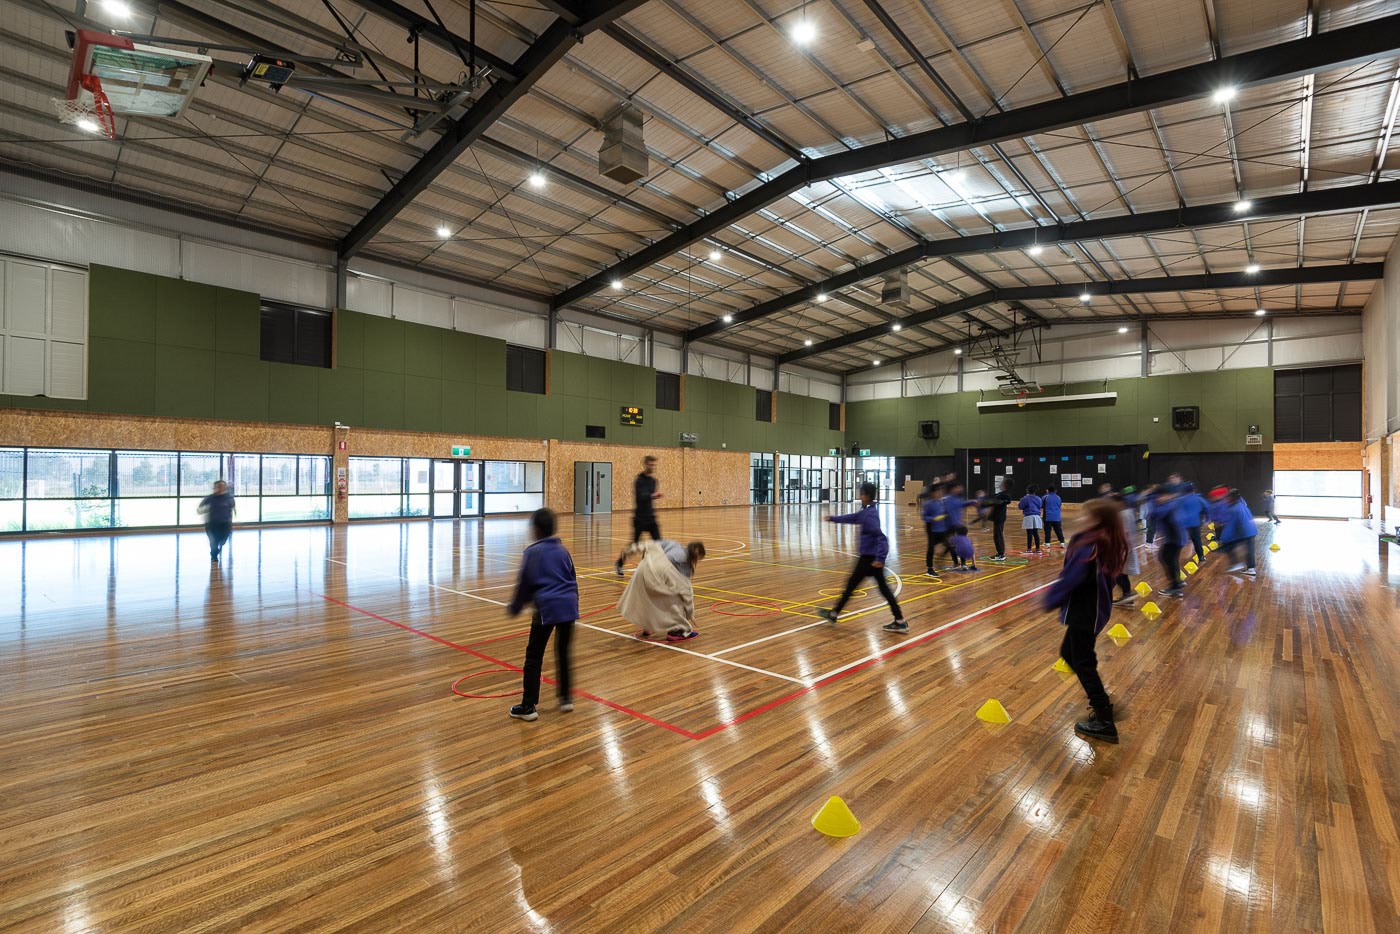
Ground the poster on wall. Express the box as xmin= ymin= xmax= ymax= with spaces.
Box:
xmin=1098 ymin=463 xmax=1107 ymax=474
xmin=1005 ymin=466 xmax=1014 ymax=475
xmin=973 ymin=465 xmax=981 ymax=474
xmin=1049 ymin=465 xmax=1057 ymax=474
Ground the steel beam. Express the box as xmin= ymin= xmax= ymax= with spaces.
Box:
xmin=781 ymin=263 xmax=1383 ymax=364
xmin=536 ymin=0 xmax=654 ymax=34
xmin=324 ymin=0 xmax=519 ymax=79
xmin=552 ymin=13 xmax=1400 ymax=310
xmin=688 ymin=179 xmax=1400 ymax=342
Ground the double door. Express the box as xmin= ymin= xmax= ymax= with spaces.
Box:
xmin=574 ymin=462 xmax=612 ymax=515
xmin=432 ymin=460 xmax=482 ymax=518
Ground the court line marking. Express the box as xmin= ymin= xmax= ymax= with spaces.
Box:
xmin=835 ymin=562 xmax=1025 ymax=622
xmin=325 ymin=557 xmax=509 ymax=606
xmin=573 ymin=621 xmax=808 ymax=685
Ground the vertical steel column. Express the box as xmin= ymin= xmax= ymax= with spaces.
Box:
xmin=1140 ymin=322 xmax=1150 ymax=377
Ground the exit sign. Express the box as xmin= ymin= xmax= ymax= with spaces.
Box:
xmin=858 ymin=448 xmax=872 ymax=457
xmin=828 ymin=448 xmax=841 ymax=456
xmin=451 ymin=445 xmax=472 ymax=457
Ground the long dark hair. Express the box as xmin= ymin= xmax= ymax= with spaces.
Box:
xmin=1078 ymin=498 xmax=1128 ymax=577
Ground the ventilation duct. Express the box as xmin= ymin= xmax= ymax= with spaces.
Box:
xmin=599 ymin=104 xmax=648 ymax=185
xmin=880 ymin=269 xmax=909 ymax=305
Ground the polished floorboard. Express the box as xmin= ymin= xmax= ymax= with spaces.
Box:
xmin=2 ymin=507 xmax=1398 ymax=933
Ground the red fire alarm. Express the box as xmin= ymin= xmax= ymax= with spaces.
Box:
xmin=338 ymin=440 xmax=347 ymax=450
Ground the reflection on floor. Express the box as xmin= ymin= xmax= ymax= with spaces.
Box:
xmin=2 ymin=509 xmax=1397 ymax=931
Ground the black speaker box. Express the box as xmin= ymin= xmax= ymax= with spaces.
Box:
xmin=1171 ymin=406 xmax=1200 ymax=431
xmin=918 ymin=420 xmax=940 ymax=440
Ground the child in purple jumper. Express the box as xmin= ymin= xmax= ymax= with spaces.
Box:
xmin=949 ymin=525 xmax=978 ymax=572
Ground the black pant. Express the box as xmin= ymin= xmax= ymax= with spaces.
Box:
xmin=925 ymin=524 xmax=947 ymax=569
xmin=1046 ymin=520 xmax=1064 ymax=544
xmin=992 ymin=518 xmax=1006 ymax=557
xmin=1188 ymin=527 xmax=1204 ymax=562
xmin=1060 ymin=616 xmax=1110 ymax=715
xmin=632 ymin=515 xmax=661 ymax=543
xmin=1159 ymin=540 xmax=1182 ymax=590
xmin=1267 ymin=510 xmax=1280 ymax=523
xmin=1115 ymin=573 xmax=1131 ymax=598
xmin=1225 ymin=537 xmax=1255 ymax=569
xmin=1025 ymin=527 xmax=1041 ymax=550
xmin=521 ymin=612 xmax=574 ymax=707
xmin=206 ymin=521 xmax=231 ymax=558
xmin=832 ymin=555 xmax=903 ymax=620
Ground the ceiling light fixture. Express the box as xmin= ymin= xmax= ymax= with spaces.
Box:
xmin=791 ymin=17 xmax=817 ymax=45
xmin=804 ymin=339 xmax=813 ymax=346
xmin=891 ymin=323 xmax=902 ymax=331
xmin=76 ymin=117 xmax=101 ymax=134
xmin=1212 ymin=86 xmax=1237 ymax=104
xmin=708 ymin=248 xmax=721 ymax=262
xmin=1028 ymin=244 xmax=1043 ymax=257
xmin=1080 ymin=292 xmax=1092 ymax=303
xmin=722 ymin=314 xmax=733 ymax=323
xmin=528 ymin=170 xmax=546 ymax=188
xmin=871 ymin=358 xmax=881 ymax=366
xmin=816 ymin=291 xmax=828 ymax=302
xmin=953 ymin=348 xmax=963 ymax=355
xmin=1233 ymin=199 xmax=1252 ymax=213
xmin=102 ymin=0 xmax=131 ymax=15
xmin=436 ymin=225 xmax=451 ymax=238
xmin=1255 ymin=308 xmax=1267 ymax=316
xmin=943 ymin=169 xmax=966 ymax=185
xmin=1245 ymin=263 xmax=1260 ymax=274
xmin=610 ymin=278 xmax=623 ymax=290
xmin=1118 ymin=326 xmax=1129 ymax=333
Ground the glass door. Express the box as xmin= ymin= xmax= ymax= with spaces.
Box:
xmin=460 ymin=461 xmax=482 ymax=517
xmin=432 ymin=460 xmax=457 ymax=518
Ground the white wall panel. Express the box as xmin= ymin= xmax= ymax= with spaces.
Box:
xmin=1272 ymin=332 xmax=1363 ymax=366
xmin=392 ymin=286 xmax=452 ymax=329
xmin=750 ymin=367 xmax=774 ymax=391
xmin=345 ymin=275 xmax=392 ymax=317
xmin=1061 ymin=356 xmax=1142 ymax=382
xmin=47 ymin=341 xmax=85 ymax=399
xmin=581 ymin=327 xmax=618 ymax=359
xmin=961 ymin=369 xmax=1005 ymax=392
xmin=457 ymin=299 xmax=546 ymax=347
xmin=0 ymin=198 xmax=180 ymax=277
xmin=50 ymin=269 xmax=87 ymax=341
xmin=807 ymin=379 xmax=841 ymax=403
xmin=182 ymin=241 xmax=331 ymax=308
xmin=653 ymin=343 xmax=681 ymax=374
xmin=5 ymin=261 xmax=47 ymax=334
xmin=848 ymin=380 xmax=899 ymax=401
xmin=4 ymin=335 xmax=45 ymax=395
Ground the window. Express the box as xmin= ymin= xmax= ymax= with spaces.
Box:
xmin=506 ymin=345 xmax=546 ymax=394
xmin=829 ymin=401 xmax=842 ymax=432
xmin=755 ymin=388 xmax=773 ymax=422
xmin=750 ymin=452 xmax=773 ymax=505
xmin=656 ymin=371 xmax=681 ymax=411
xmin=1274 ymin=364 xmax=1361 ymax=443
xmin=1272 ymin=470 xmax=1362 ymax=518
xmin=349 ymin=458 xmax=543 ymax=519
xmin=483 ymin=460 xmax=544 ymax=514
xmin=0 ymin=447 xmax=331 ymax=533
xmin=259 ymin=304 xmax=332 ymax=368
xmin=0 ymin=256 xmax=87 ymax=399
xmin=586 ymin=425 xmax=606 ymax=439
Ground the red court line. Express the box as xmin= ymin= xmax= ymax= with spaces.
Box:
xmin=317 ymin=594 xmax=703 ymax=740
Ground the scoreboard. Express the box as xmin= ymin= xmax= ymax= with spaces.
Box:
xmin=620 ymin=406 xmax=644 ymax=426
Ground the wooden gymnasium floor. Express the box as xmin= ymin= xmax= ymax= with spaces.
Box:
xmin=2 ymin=507 xmax=1398 ymax=933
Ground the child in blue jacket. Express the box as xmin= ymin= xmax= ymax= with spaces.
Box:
xmin=821 ymin=481 xmax=908 ymax=633
xmin=921 ymin=482 xmax=948 ymax=576
xmin=1043 ymin=486 xmax=1065 ymax=545
xmin=1018 ymin=485 xmax=1045 ymax=555
xmin=1220 ymin=490 xmax=1258 ymax=576
xmin=508 ymin=508 xmax=580 ymax=722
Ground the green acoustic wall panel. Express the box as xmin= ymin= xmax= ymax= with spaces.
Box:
xmin=439 ymin=381 xmax=477 ymax=434
xmin=475 ymin=386 xmax=509 ymax=437
xmin=361 ymin=316 xmax=406 ymax=374
xmin=440 ymin=330 xmax=476 ymax=382
xmin=362 ymin=370 xmax=405 ymax=428
xmin=846 ymin=369 xmax=1276 ymax=455
xmin=403 ymin=375 xmax=442 ymax=432
xmin=214 ymin=287 xmax=260 ymax=354
xmin=88 ymin=265 xmax=157 ymax=342
xmin=474 ymin=335 xmax=507 ymax=387
xmin=269 ymin=364 xmax=321 ymax=425
xmin=214 ymin=354 xmax=271 ymax=422
xmin=319 ymin=366 xmax=363 ymax=426
xmin=404 ymin=325 xmax=444 ymax=380
xmin=154 ymin=346 xmax=216 ymax=418
xmin=155 ymin=277 xmax=217 ymax=351
xmin=87 ymin=337 xmax=155 ymax=414
xmin=335 ymin=310 xmax=366 ymax=370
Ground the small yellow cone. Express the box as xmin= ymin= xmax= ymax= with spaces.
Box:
xmin=1053 ymin=657 xmax=1072 ymax=673
xmin=1208 ymin=522 xmax=1215 ymax=530
xmin=1269 ymin=543 xmax=1280 ymax=552
xmin=812 ymin=796 xmax=861 ymax=837
xmin=1184 ymin=561 xmax=1198 ymax=574
xmin=1134 ymin=580 xmax=1152 ymax=597
xmin=1206 ymin=533 xmax=1215 ymax=541
xmin=976 ymin=699 xmax=1011 ymax=724
xmin=1208 ymin=542 xmax=1218 ymax=551
xmin=1106 ymin=622 xmax=1131 ymax=640
xmin=1141 ymin=601 xmax=1162 ymax=619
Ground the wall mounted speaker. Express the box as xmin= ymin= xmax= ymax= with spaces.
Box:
xmin=918 ymin=420 xmax=940 ymax=440
xmin=1171 ymin=406 xmax=1200 ymax=431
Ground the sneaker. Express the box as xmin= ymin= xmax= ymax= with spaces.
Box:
xmin=819 ymin=608 xmax=838 ymax=622
xmin=633 ymin=630 xmax=652 ymax=640
xmin=1227 ymin=563 xmax=1246 ymax=572
xmin=558 ymin=699 xmax=574 ymax=713
xmin=968 ymin=565 xmax=979 ymax=572
xmin=1113 ymin=595 xmax=1136 ymax=606
xmin=882 ymin=620 xmax=909 ymax=634
xmin=509 ymin=704 xmax=538 ymax=721
xmin=1245 ymin=568 xmax=1256 ymax=577
xmin=665 ymin=629 xmax=699 ymax=642
xmin=1074 ymin=717 xmax=1119 ymax=743
xmin=989 ymin=555 xmax=1006 ymax=562
xmin=926 ymin=567 xmax=935 ymax=576
xmin=614 ymin=562 xmax=625 ymax=577
xmin=1159 ymin=587 xmax=1184 ymax=598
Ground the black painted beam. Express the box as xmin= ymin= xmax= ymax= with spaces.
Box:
xmin=538 ymin=0 xmax=652 ymax=33
xmin=687 ymin=180 xmax=1400 ymax=342
xmin=780 ymin=263 xmax=1384 ymax=364
xmin=552 ymin=12 xmax=1400 ymax=311
xmin=340 ymin=0 xmax=520 ymax=80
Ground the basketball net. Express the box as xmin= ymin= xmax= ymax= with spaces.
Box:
xmin=53 ymin=74 xmax=116 ymax=140
xmin=1017 ymin=390 xmax=1028 ymax=408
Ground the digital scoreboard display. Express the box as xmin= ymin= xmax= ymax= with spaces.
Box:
xmin=620 ymin=406 xmax=644 ymax=426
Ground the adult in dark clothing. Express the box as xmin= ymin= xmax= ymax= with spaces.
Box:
xmin=985 ymin=481 xmax=1013 ymax=561
xmin=509 ymin=509 xmax=580 ymax=721
xmin=198 ymin=480 xmax=236 ymax=563
xmin=1043 ymin=498 xmax=1128 ymax=743
xmin=615 ymin=455 xmax=663 ymax=575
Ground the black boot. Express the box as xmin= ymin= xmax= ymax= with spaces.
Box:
xmin=1075 ymin=706 xmax=1118 ymax=743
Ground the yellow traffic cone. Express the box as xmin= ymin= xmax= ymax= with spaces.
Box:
xmin=976 ymin=699 xmax=1011 ymax=724
xmin=1269 ymin=543 xmax=1280 ymax=552
xmin=812 ymin=796 xmax=861 ymax=837
xmin=1141 ymin=601 xmax=1162 ymax=620
xmin=1134 ymin=581 xmax=1152 ymax=597
xmin=1053 ymin=657 xmax=1072 ymax=673
xmin=1106 ymin=622 xmax=1131 ymax=640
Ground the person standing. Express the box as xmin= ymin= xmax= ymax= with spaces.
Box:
xmin=1262 ymin=489 xmax=1281 ymax=524
xmin=1018 ymin=484 xmax=1045 ymax=555
xmin=508 ymin=509 xmax=579 ymax=722
xmin=921 ymin=481 xmax=948 ymax=576
xmin=1043 ymin=485 xmax=1065 ymax=546
xmin=819 ymin=481 xmax=908 ymax=633
xmin=986 ymin=480 xmax=1013 ymax=561
xmin=616 ymin=455 xmax=663 ymax=576
xmin=1043 ymin=498 xmax=1129 ymax=743
xmin=198 ymin=480 xmax=235 ymax=564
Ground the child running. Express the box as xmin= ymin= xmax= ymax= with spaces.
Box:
xmin=1220 ymin=489 xmax=1258 ymax=577
xmin=507 ymin=508 xmax=579 ymax=722
xmin=1019 ymin=484 xmax=1045 ymax=555
xmin=1155 ymin=486 xmax=1187 ymax=598
xmin=1110 ymin=493 xmax=1140 ymax=606
xmin=948 ymin=525 xmax=977 ymax=572
xmin=1043 ymin=498 xmax=1129 ymax=744
xmin=1263 ymin=489 xmax=1281 ymax=524
xmin=618 ymin=538 xmax=707 ymax=641
xmin=820 ymin=481 xmax=908 ymax=634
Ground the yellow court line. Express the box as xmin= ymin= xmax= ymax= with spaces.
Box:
xmin=828 ymin=562 xmax=1030 ymax=621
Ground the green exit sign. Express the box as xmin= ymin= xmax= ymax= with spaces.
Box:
xmin=828 ymin=448 xmax=841 ymax=456
xmin=451 ymin=445 xmax=472 ymax=457
xmin=858 ymin=449 xmax=872 ymax=457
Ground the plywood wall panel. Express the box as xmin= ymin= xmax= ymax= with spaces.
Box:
xmin=1273 ymin=441 xmax=1362 ymax=471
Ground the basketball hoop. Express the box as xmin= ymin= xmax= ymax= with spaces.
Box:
xmin=54 ymin=74 xmax=116 ymax=140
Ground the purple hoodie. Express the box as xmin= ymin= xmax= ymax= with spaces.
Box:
xmin=829 ymin=504 xmax=890 ymax=563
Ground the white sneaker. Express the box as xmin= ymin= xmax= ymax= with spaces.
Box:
xmin=1245 ymin=568 xmax=1257 ymax=577
xmin=1227 ymin=563 xmax=1246 ymax=572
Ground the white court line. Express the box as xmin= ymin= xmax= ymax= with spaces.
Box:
xmin=575 ymin=621 xmax=809 ymax=686
xmin=325 ymin=557 xmax=509 ymax=606
xmin=709 ymin=618 xmax=831 ymax=656
xmin=812 ymin=579 xmax=1058 ymax=683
